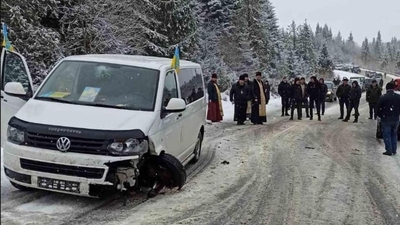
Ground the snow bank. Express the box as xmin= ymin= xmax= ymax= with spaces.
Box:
xmin=212 ymin=93 xmax=281 ymax=122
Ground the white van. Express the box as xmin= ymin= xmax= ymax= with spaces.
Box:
xmin=0 ymin=49 xmax=207 ymax=197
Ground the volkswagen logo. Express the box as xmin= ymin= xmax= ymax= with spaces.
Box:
xmin=56 ymin=137 xmax=71 ymax=152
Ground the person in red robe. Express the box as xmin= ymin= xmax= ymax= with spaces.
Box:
xmin=207 ymin=73 xmax=223 ymax=122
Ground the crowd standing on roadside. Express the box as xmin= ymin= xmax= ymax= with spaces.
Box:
xmin=208 ymin=72 xmax=398 ymax=155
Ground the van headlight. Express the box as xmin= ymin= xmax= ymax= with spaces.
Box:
xmin=107 ymin=138 xmax=148 ymax=156
xmin=327 ymin=91 xmax=332 ymax=95
xmin=7 ymin=126 xmax=25 ymax=144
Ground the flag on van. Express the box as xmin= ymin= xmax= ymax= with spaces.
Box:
xmin=2 ymin=23 xmax=15 ymax=51
xmin=171 ymin=45 xmax=180 ymax=74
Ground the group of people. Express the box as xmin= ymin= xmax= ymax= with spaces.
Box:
xmin=228 ymin=72 xmax=271 ymax=125
xmin=278 ymin=76 xmax=330 ymax=121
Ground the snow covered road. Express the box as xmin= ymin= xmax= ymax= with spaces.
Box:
xmin=2 ymin=82 xmax=400 ymax=225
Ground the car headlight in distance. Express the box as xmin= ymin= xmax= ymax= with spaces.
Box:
xmin=327 ymin=91 xmax=332 ymax=95
xmin=7 ymin=126 xmax=25 ymax=144
xmin=107 ymin=138 xmax=148 ymax=156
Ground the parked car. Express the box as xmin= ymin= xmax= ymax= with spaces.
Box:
xmin=324 ymin=81 xmax=337 ymax=102
xmin=351 ymin=66 xmax=361 ymax=74
xmin=1 ymin=49 xmax=207 ymax=198
xmin=364 ymin=77 xmax=373 ymax=89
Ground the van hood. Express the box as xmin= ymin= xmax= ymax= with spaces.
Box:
xmin=15 ymin=99 xmax=156 ymax=132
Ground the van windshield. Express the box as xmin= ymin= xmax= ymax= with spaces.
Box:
xmin=35 ymin=61 xmax=160 ymax=111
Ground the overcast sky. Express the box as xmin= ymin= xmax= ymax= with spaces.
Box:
xmin=270 ymin=0 xmax=400 ymax=45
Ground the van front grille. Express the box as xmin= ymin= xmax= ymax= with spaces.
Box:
xmin=25 ymin=132 xmax=111 ymax=155
xmin=20 ymin=158 xmax=105 ymax=179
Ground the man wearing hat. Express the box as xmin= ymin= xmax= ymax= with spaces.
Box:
xmin=366 ymin=79 xmax=382 ymax=120
xmin=243 ymin=73 xmax=253 ymax=119
xmin=336 ymin=77 xmax=351 ymax=119
xmin=376 ymin=82 xmax=400 ymax=156
xmin=230 ymin=75 xmax=251 ymax=125
xmin=250 ymin=72 xmax=267 ymax=124
xmin=207 ymin=73 xmax=223 ymax=122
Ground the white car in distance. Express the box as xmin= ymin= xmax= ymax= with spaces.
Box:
xmin=1 ymin=49 xmax=207 ymax=198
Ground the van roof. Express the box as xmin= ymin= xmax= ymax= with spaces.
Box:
xmin=62 ymin=54 xmax=200 ymax=70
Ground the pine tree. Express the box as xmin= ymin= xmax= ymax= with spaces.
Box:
xmin=318 ymin=42 xmax=333 ymax=73
xmin=297 ymin=20 xmax=316 ymax=75
xmin=361 ymin=38 xmax=371 ymax=63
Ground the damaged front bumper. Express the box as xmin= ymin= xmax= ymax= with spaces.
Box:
xmin=3 ymin=141 xmax=140 ymax=197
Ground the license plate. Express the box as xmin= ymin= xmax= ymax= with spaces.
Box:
xmin=37 ymin=177 xmax=80 ymax=193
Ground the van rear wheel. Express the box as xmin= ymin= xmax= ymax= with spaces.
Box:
xmin=10 ymin=181 xmax=31 ymax=191
xmin=191 ymin=132 xmax=203 ymax=164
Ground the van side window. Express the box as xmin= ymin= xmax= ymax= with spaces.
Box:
xmin=178 ymin=68 xmax=204 ymax=105
xmin=162 ymin=71 xmax=178 ymax=107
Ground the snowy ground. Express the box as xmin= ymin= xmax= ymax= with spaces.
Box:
xmin=1 ymin=74 xmax=399 ymax=225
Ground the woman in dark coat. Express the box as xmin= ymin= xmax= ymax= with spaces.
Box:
xmin=207 ymin=73 xmax=223 ymax=122
xmin=230 ymin=75 xmax=251 ymax=125
xmin=290 ymin=78 xmax=303 ymax=120
xmin=251 ymin=72 xmax=267 ymax=125
xmin=343 ymin=80 xmax=362 ymax=123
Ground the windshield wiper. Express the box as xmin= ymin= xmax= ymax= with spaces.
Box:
xmin=35 ymin=96 xmax=76 ymax=104
xmin=83 ymin=103 xmax=129 ymax=109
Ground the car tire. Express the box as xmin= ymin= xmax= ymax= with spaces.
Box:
xmin=10 ymin=181 xmax=31 ymax=191
xmin=190 ymin=132 xmax=203 ymax=164
xmin=156 ymin=153 xmax=187 ymax=190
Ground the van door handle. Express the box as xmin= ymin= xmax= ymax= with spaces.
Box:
xmin=177 ymin=113 xmax=182 ymax=119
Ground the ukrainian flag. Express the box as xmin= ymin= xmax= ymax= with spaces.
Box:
xmin=171 ymin=46 xmax=180 ymax=74
xmin=2 ymin=23 xmax=14 ymax=51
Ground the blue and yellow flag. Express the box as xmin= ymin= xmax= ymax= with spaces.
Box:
xmin=171 ymin=46 xmax=180 ymax=74
xmin=2 ymin=23 xmax=14 ymax=51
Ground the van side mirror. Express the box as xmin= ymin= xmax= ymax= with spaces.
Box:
xmin=4 ymin=82 xmax=27 ymax=97
xmin=165 ymin=98 xmax=186 ymax=112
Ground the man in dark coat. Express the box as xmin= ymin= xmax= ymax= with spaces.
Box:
xmin=376 ymin=82 xmax=400 ymax=156
xmin=336 ymin=78 xmax=351 ymax=119
xmin=319 ymin=78 xmax=328 ymax=115
xmin=307 ymin=76 xmax=322 ymax=121
xmin=251 ymin=72 xmax=267 ymax=125
xmin=290 ymin=77 xmax=303 ymax=120
xmin=278 ymin=77 xmax=291 ymax=117
xmin=207 ymin=73 xmax=223 ymax=122
xmin=343 ymin=80 xmax=362 ymax=123
xmin=265 ymin=80 xmax=271 ymax=105
xmin=366 ymin=80 xmax=382 ymax=120
xmin=230 ymin=75 xmax=251 ymax=125
xmin=300 ymin=77 xmax=309 ymax=118
xmin=243 ymin=74 xmax=253 ymax=119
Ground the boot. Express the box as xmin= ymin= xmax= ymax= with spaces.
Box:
xmin=318 ymin=115 xmax=321 ymax=121
xmin=309 ymin=108 xmax=313 ymax=120
xmin=353 ymin=117 xmax=358 ymax=123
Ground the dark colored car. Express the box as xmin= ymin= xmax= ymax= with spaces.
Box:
xmin=325 ymin=81 xmax=337 ymax=102
xmin=364 ymin=78 xmax=372 ymax=89
xmin=351 ymin=66 xmax=361 ymax=74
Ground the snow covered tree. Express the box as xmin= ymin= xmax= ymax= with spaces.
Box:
xmin=317 ymin=42 xmax=333 ymax=74
xmin=361 ymin=38 xmax=371 ymax=63
xmin=297 ymin=20 xmax=316 ymax=75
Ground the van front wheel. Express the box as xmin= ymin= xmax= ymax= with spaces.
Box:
xmin=191 ymin=132 xmax=203 ymax=164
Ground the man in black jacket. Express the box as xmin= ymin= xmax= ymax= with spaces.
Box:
xmin=243 ymin=74 xmax=253 ymax=119
xmin=343 ymin=80 xmax=362 ymax=123
xmin=230 ymin=75 xmax=251 ymax=125
xmin=307 ymin=76 xmax=321 ymax=121
xmin=336 ymin=78 xmax=351 ymax=119
xmin=278 ymin=77 xmax=291 ymax=117
xmin=376 ymin=82 xmax=400 ymax=156
xmin=319 ymin=78 xmax=328 ymax=115
xmin=290 ymin=78 xmax=302 ymax=120
xmin=300 ymin=77 xmax=309 ymax=118
xmin=366 ymin=80 xmax=382 ymax=120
